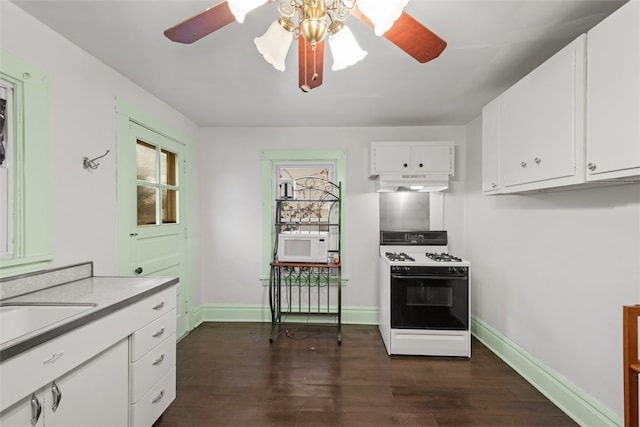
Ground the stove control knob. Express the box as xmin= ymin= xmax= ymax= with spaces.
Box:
xmin=403 ymin=266 xmax=410 ymax=272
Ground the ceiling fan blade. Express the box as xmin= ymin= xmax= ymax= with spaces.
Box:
xmin=164 ymin=1 xmax=272 ymax=44
xmin=164 ymin=2 xmax=236 ymax=44
xmin=352 ymin=7 xmax=447 ymax=63
xmin=298 ymin=38 xmax=324 ymax=92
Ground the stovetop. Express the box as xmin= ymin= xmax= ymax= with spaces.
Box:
xmin=383 ymin=251 xmax=470 ymax=266
xmin=380 ymin=231 xmax=469 ymax=267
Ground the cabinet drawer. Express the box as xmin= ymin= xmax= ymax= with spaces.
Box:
xmin=133 ymin=286 xmax=176 ymax=330
xmin=131 ymin=333 xmax=176 ymax=403
xmin=0 ymin=304 xmax=135 ymax=412
xmin=131 ymin=367 xmax=176 ymax=427
xmin=131 ymin=309 xmax=176 ymax=362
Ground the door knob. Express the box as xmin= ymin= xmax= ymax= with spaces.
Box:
xmin=134 ymin=267 xmax=143 ymax=275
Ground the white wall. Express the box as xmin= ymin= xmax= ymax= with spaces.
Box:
xmin=1 ymin=2 xmax=199 ymax=276
xmin=196 ymin=126 xmax=467 ymax=310
xmin=464 ymin=116 xmax=640 ymax=418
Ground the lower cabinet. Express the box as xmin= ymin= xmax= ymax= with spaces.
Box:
xmin=0 ymin=284 xmax=177 ymax=427
xmin=0 ymin=339 xmax=128 ymax=427
xmin=129 ymin=286 xmax=177 ymax=427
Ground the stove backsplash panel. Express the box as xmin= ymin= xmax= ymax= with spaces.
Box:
xmin=379 ymin=192 xmax=444 ymax=231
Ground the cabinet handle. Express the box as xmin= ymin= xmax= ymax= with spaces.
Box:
xmin=152 ymin=389 xmax=165 ymax=404
xmin=587 ymin=162 xmax=597 ymax=172
xmin=403 ymin=163 xmax=408 ymax=168
xmin=51 ymin=381 xmax=62 ymax=412
xmin=152 ymin=301 xmax=165 ymax=310
xmin=418 ymin=163 xmax=424 ymax=168
xmin=520 ymin=161 xmax=527 ymax=168
xmin=534 ymin=157 xmax=541 ymax=165
xmin=134 ymin=267 xmax=143 ymax=275
xmin=491 ymin=183 xmax=497 ymax=189
xmin=152 ymin=328 xmax=166 ymax=338
xmin=43 ymin=352 xmax=64 ymax=365
xmin=30 ymin=393 xmax=42 ymax=426
xmin=152 ymin=354 xmax=165 ymax=365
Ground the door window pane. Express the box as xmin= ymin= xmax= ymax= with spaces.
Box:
xmin=136 ymin=141 xmax=156 ymax=182
xmin=162 ymin=189 xmax=178 ymax=224
xmin=161 ymin=149 xmax=177 ymax=186
xmin=137 ymin=186 xmax=156 ymax=225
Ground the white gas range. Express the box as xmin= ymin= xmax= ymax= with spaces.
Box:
xmin=379 ymin=230 xmax=471 ymax=357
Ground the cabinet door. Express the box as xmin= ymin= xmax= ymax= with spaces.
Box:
xmin=586 ymin=0 xmax=640 ymax=180
xmin=501 ymin=35 xmax=586 ymax=190
xmin=0 ymin=391 xmax=45 ymax=427
xmin=370 ymin=144 xmax=411 ymax=174
xmin=482 ymin=98 xmax=501 ymax=193
xmin=44 ymin=339 xmax=129 ymax=427
xmin=411 ymin=144 xmax=453 ymax=174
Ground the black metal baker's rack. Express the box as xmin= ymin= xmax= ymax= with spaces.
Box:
xmin=269 ymin=178 xmax=342 ymax=344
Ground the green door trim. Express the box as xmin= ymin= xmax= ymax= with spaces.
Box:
xmin=115 ymin=98 xmax=194 ymax=333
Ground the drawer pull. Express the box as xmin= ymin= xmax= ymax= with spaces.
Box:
xmin=152 ymin=301 xmax=165 ymax=310
xmin=51 ymin=381 xmax=62 ymax=412
xmin=152 ymin=328 xmax=166 ymax=338
xmin=152 ymin=389 xmax=165 ymax=404
xmin=43 ymin=352 xmax=64 ymax=364
xmin=152 ymin=354 xmax=165 ymax=365
xmin=30 ymin=393 xmax=42 ymax=426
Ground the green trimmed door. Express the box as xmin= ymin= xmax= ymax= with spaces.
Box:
xmin=118 ymin=120 xmax=189 ymax=339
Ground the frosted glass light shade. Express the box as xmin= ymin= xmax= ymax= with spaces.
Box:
xmin=227 ymin=0 xmax=265 ymax=23
xmin=328 ymin=26 xmax=367 ymax=71
xmin=357 ymin=0 xmax=409 ymax=36
xmin=254 ymin=21 xmax=294 ymax=71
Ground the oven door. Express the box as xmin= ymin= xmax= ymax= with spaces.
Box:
xmin=391 ymin=272 xmax=468 ymax=330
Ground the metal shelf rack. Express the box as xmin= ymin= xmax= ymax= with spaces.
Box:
xmin=269 ymin=178 xmax=342 ymax=344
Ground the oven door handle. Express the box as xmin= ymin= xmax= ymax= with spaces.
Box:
xmin=391 ymin=274 xmax=468 ymax=280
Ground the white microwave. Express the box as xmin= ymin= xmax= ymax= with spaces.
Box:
xmin=277 ymin=233 xmax=328 ymax=263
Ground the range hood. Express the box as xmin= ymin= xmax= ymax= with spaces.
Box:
xmin=374 ymin=174 xmax=450 ymax=192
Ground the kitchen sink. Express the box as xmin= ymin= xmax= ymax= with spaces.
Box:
xmin=0 ymin=302 xmax=96 ymax=344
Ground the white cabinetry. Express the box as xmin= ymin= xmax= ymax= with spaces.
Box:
xmin=370 ymin=142 xmax=454 ymax=176
xmin=0 ymin=285 xmax=178 ymax=427
xmin=482 ymin=97 xmax=501 ymax=194
xmin=130 ymin=286 xmax=177 ymax=427
xmin=500 ymin=35 xmax=586 ymax=192
xmin=0 ymin=306 xmax=133 ymax=426
xmin=586 ymin=0 xmax=640 ymax=181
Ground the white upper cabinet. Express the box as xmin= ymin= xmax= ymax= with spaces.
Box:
xmin=482 ymin=97 xmax=501 ymax=194
xmin=586 ymin=0 xmax=640 ymax=181
xmin=500 ymin=35 xmax=586 ymax=192
xmin=370 ymin=142 xmax=454 ymax=176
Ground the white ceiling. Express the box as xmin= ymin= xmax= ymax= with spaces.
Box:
xmin=10 ymin=0 xmax=627 ymax=127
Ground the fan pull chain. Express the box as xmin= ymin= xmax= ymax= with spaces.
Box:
xmin=312 ymin=44 xmax=318 ymax=81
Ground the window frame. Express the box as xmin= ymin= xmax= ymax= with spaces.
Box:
xmin=260 ymin=150 xmax=347 ymax=282
xmin=0 ymin=50 xmax=51 ymax=278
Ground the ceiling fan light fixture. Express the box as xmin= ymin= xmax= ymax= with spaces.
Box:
xmin=299 ymin=0 xmax=328 ymax=46
xmin=227 ymin=0 xmax=266 ymax=24
xmin=328 ymin=25 xmax=367 ymax=71
xmin=356 ymin=0 xmax=409 ymax=36
xmin=254 ymin=17 xmax=295 ymax=71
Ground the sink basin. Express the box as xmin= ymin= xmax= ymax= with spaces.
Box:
xmin=0 ymin=303 xmax=96 ymax=344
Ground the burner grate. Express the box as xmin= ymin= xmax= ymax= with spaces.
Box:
xmin=425 ymin=252 xmax=462 ymax=262
xmin=385 ymin=252 xmax=415 ymax=262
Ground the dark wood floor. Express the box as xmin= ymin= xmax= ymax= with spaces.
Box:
xmin=154 ymin=322 xmax=577 ymax=427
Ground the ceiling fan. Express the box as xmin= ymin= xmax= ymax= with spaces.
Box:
xmin=164 ymin=0 xmax=447 ymax=92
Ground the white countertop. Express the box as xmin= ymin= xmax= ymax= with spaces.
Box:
xmin=0 ymin=275 xmax=178 ymax=361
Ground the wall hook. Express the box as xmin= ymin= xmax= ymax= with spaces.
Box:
xmin=83 ymin=150 xmax=110 ymax=170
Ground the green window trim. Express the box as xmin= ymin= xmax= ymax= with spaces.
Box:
xmin=260 ymin=149 xmax=347 ymax=283
xmin=0 ymin=50 xmax=51 ymax=278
